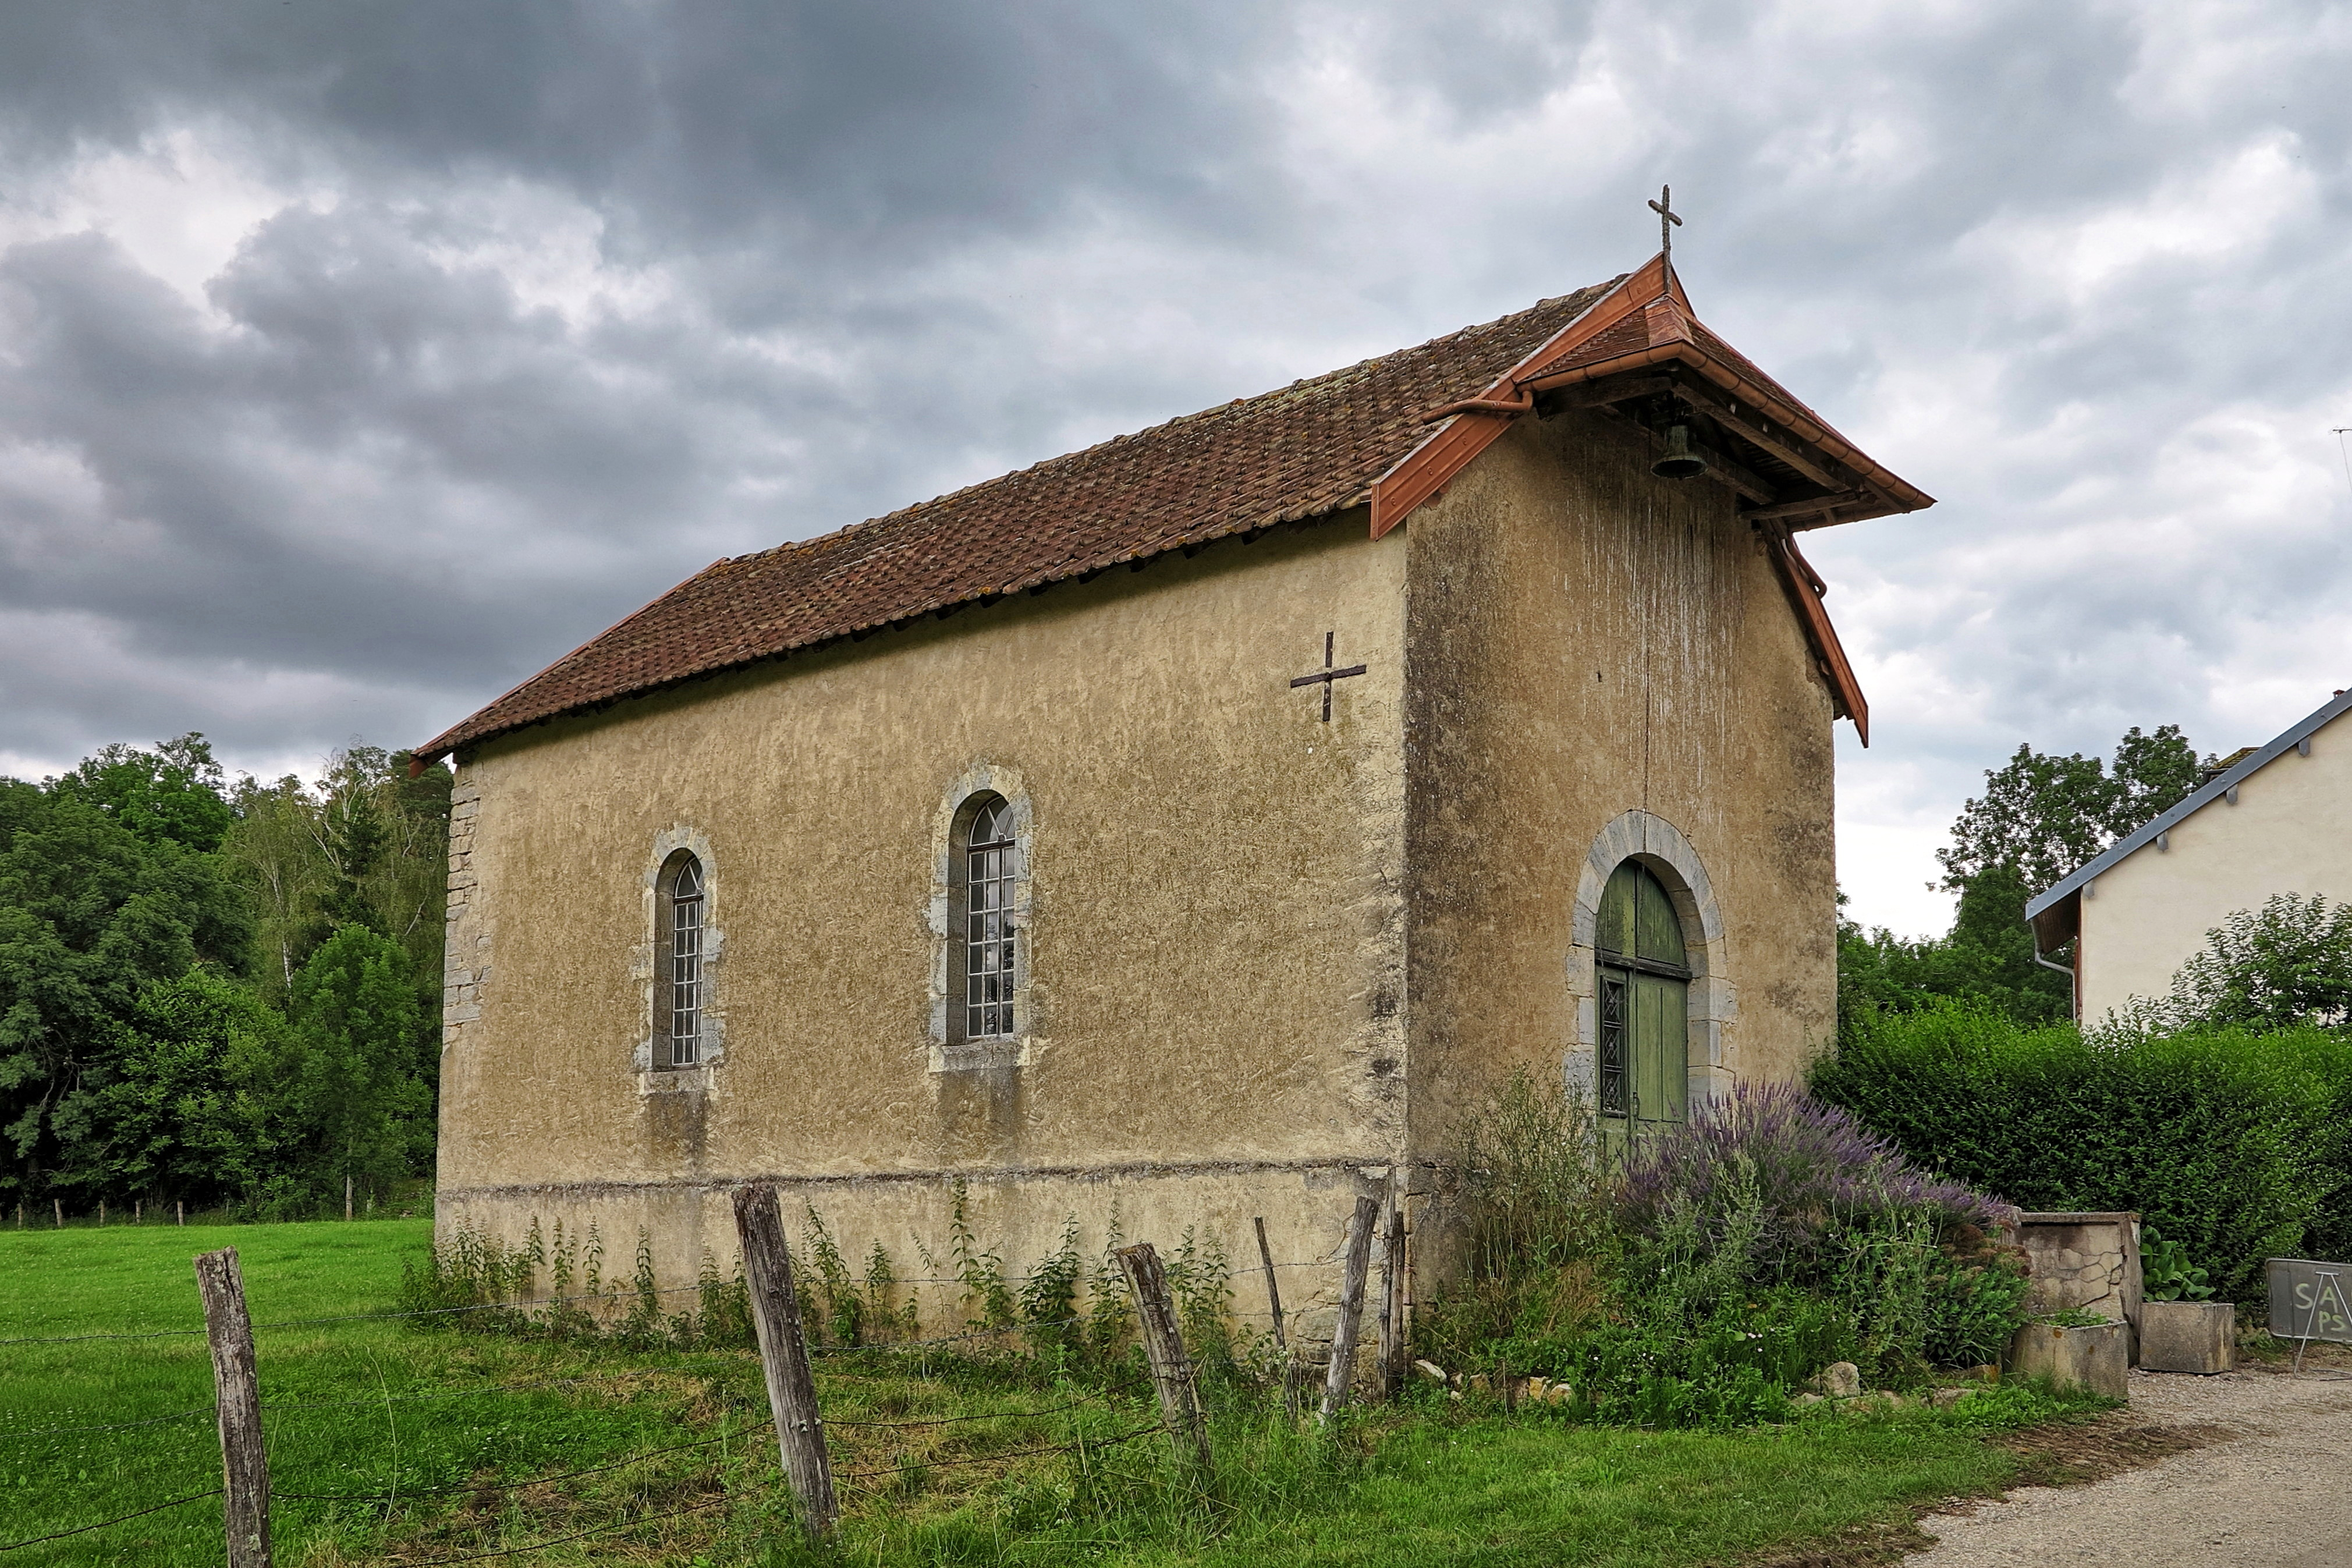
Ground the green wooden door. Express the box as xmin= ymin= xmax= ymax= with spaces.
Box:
xmin=1595 ymin=861 xmax=1691 ymax=1146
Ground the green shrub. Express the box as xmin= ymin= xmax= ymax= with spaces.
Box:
xmin=1812 ymin=1003 xmax=2348 ymax=1300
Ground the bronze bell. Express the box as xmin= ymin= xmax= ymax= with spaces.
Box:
xmin=1651 ymin=423 xmax=1709 ymax=480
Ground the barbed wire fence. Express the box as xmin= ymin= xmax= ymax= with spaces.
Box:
xmin=1 ymin=1189 xmax=1415 ymax=1565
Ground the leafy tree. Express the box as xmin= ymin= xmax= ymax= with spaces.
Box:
xmin=1840 ymin=725 xmax=2204 ymax=1037
xmin=0 ymin=787 xmax=253 ymax=1200
xmin=2135 ymin=894 xmax=2352 ymax=1033
xmin=284 ymin=924 xmax=433 ymax=1200
xmin=49 ymin=970 xmax=290 ymax=1206
xmin=47 ymin=733 xmax=236 ymax=853
xmin=1936 ymin=725 xmax=2202 ymax=896
xmin=223 ymin=774 xmax=332 ymax=998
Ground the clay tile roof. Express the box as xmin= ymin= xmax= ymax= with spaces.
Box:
xmin=417 ymin=277 xmax=1622 ymax=761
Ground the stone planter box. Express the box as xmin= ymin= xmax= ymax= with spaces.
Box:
xmin=2007 ymin=1319 xmax=2130 ymax=1398
xmin=2139 ymin=1300 xmax=2236 ymax=1374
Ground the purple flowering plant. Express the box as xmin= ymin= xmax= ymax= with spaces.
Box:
xmin=1619 ymin=1083 xmax=2016 ymax=1287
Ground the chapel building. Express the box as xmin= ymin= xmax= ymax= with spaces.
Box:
xmin=415 ymin=255 xmax=1931 ymax=1304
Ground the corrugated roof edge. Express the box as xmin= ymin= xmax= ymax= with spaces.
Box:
xmin=2025 ymin=685 xmax=2352 ymax=938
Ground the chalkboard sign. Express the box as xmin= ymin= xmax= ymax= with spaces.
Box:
xmin=2268 ymin=1257 xmax=2352 ymax=1344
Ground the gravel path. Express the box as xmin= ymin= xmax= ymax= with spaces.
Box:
xmin=1911 ymin=1356 xmax=2352 ymax=1567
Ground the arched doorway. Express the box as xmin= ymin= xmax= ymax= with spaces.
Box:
xmin=1595 ymin=859 xmax=1691 ymax=1143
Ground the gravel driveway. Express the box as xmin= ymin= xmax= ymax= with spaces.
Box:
xmin=1911 ymin=1354 xmax=2352 ymax=1567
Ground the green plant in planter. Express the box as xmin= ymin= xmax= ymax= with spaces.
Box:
xmin=2141 ymin=1224 xmax=2215 ymax=1301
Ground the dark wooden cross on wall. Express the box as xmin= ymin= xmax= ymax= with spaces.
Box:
xmin=1290 ymin=632 xmax=1367 ymax=722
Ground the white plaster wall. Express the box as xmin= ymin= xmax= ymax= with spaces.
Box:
xmin=2081 ymin=710 xmax=2352 ymax=1020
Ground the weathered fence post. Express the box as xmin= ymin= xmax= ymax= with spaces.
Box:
xmin=1116 ymin=1242 xmax=1212 ymax=1470
xmin=344 ymin=1175 xmax=353 ymax=1222
xmin=1375 ymin=1204 xmax=1407 ymax=1400
xmin=730 ymin=1183 xmax=838 ymax=1535
xmin=178 ymin=1199 xmax=186 ymax=1227
xmin=53 ymin=1198 xmax=62 ymax=1229
xmin=1321 ymin=1195 xmax=1380 ymax=1421
xmin=1253 ymin=1216 xmax=1299 ymax=1422
xmin=195 ymin=1247 xmax=271 ymax=1568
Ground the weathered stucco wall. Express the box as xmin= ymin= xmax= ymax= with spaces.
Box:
xmin=2079 ymin=712 xmax=2351 ymax=1020
xmin=1399 ymin=408 xmax=1840 ymax=1159
xmin=438 ymin=516 xmax=1410 ymax=1313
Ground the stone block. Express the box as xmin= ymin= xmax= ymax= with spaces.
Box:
xmin=2138 ymin=1301 xmax=2236 ymax=1375
xmin=2007 ymin=1321 xmax=2130 ymax=1399
xmin=1817 ymin=1361 xmax=1861 ymax=1398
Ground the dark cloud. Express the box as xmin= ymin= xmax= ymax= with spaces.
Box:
xmin=1 ymin=0 xmax=2349 ymax=931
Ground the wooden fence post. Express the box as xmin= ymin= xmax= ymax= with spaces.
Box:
xmin=1116 ymin=1242 xmax=1212 ymax=1470
xmin=1252 ymin=1216 xmax=1287 ymax=1350
xmin=1375 ymin=1204 xmax=1407 ymax=1400
xmin=178 ymin=1199 xmax=186 ymax=1227
xmin=344 ymin=1175 xmax=353 ymax=1222
xmin=53 ymin=1198 xmax=62 ymax=1229
xmin=195 ymin=1247 xmax=271 ymax=1568
xmin=730 ymin=1183 xmax=838 ymax=1535
xmin=1253 ymin=1216 xmax=1299 ymax=1421
xmin=1321 ymin=1195 xmax=1379 ymax=1421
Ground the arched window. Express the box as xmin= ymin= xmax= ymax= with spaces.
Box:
xmin=657 ymin=853 xmax=706 ymax=1068
xmin=955 ymin=796 xmax=1019 ymax=1044
xmin=1595 ymin=860 xmax=1690 ymax=1135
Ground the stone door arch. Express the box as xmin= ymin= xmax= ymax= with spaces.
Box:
xmin=1566 ymin=810 xmax=1734 ymax=1113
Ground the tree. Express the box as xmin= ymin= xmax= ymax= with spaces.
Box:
xmin=49 ymin=970 xmax=290 ymax=1207
xmin=1840 ymin=723 xmax=2205 ymax=1037
xmin=1936 ymin=725 xmax=2202 ymax=896
xmin=0 ymin=787 xmax=253 ymax=1201
xmin=47 ymin=733 xmax=236 ymax=853
xmin=284 ymin=925 xmax=432 ymax=1201
xmin=2139 ymin=894 xmax=2352 ymax=1033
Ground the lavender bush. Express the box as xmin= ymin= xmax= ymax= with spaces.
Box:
xmin=1618 ymin=1085 xmax=2029 ymax=1378
xmin=1620 ymin=1083 xmax=2014 ymax=1283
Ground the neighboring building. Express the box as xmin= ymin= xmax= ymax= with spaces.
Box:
xmin=411 ymin=254 xmax=1930 ymax=1304
xmin=2027 ymin=688 xmax=2352 ymax=1023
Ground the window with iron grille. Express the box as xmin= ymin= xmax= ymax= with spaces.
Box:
xmin=960 ymin=798 xmax=1017 ymax=1041
xmin=1598 ymin=973 xmax=1629 ymax=1116
xmin=662 ymin=854 xmax=705 ymax=1067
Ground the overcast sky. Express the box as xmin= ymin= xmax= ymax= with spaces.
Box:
xmin=2 ymin=1 xmax=2347 ymax=934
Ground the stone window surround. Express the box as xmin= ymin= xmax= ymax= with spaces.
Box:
xmin=633 ymin=825 xmax=725 ymax=1089
xmin=928 ymin=765 xmax=1035 ymax=1073
xmin=1565 ymin=810 xmax=1734 ymax=1110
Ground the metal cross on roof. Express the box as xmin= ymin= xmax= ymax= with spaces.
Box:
xmin=1648 ymin=185 xmax=1682 ymax=269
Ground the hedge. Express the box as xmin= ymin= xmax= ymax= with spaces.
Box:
xmin=1811 ymin=1004 xmax=2352 ymax=1304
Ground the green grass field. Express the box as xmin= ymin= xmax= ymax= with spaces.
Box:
xmin=1 ymin=1219 xmax=2088 ymax=1566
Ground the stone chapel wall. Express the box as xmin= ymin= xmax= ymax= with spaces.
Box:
xmin=1396 ymin=406 xmax=1841 ymax=1168
xmin=434 ymin=515 xmax=1412 ymax=1324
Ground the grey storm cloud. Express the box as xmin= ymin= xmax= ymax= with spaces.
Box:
xmin=2 ymin=0 xmax=2349 ymax=932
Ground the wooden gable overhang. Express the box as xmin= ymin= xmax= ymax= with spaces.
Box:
xmin=1368 ymin=254 xmax=1931 ymax=746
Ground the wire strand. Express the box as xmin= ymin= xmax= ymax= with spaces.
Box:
xmin=0 ymin=1403 xmax=218 ymax=1441
xmin=0 ymin=1488 xmax=224 ymax=1552
xmin=276 ymin=1434 xmax=732 ymax=1503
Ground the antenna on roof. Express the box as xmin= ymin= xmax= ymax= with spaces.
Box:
xmin=1648 ymin=185 xmax=1682 ymax=275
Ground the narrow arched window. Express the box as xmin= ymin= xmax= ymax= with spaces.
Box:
xmin=657 ymin=853 xmax=705 ymax=1067
xmin=1595 ymin=860 xmax=1690 ymax=1134
xmin=955 ymin=796 xmax=1019 ymax=1043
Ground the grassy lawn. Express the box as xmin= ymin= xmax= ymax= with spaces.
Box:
xmin=1 ymin=1219 xmax=2088 ymax=1566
